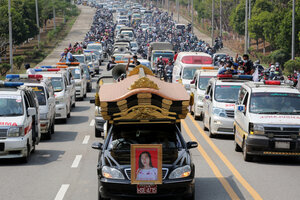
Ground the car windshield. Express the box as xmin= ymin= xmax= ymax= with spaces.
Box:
xmin=153 ymin=53 xmax=174 ymax=63
xmin=121 ymin=31 xmax=133 ymax=37
xmin=141 ymin=24 xmax=148 ymax=28
xmin=198 ymin=76 xmax=213 ymax=90
xmin=0 ymin=96 xmax=23 ymax=116
xmin=28 ymin=86 xmax=46 ymax=105
xmin=87 ymin=45 xmax=102 ymax=51
xmin=131 ymin=43 xmax=137 ymax=47
xmin=106 ymin=124 xmax=182 ymax=164
xmin=214 ymin=85 xmax=241 ymax=103
xmin=50 ymin=77 xmax=64 ymax=92
xmin=73 ymin=56 xmax=84 ymax=63
xmin=71 ymin=68 xmax=81 ymax=79
xmin=85 ymin=55 xmax=92 ymax=62
xmin=182 ymin=68 xmax=198 ymax=80
xmin=250 ymin=93 xmax=300 ymax=114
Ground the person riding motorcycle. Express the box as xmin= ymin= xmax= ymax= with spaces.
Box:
xmin=155 ymin=56 xmax=165 ymax=75
xmin=164 ymin=59 xmax=174 ymax=82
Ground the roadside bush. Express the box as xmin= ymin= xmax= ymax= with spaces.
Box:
xmin=269 ymin=49 xmax=290 ymax=66
xmin=283 ymin=57 xmax=300 ymax=75
xmin=13 ymin=56 xmax=26 ymax=70
xmin=0 ymin=63 xmax=11 ymax=76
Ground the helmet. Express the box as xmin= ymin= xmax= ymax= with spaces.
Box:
xmin=275 ymin=62 xmax=280 ymax=67
xmin=25 ymin=64 xmax=30 ymax=69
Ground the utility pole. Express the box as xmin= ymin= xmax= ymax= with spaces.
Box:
xmin=244 ymin=0 xmax=248 ymax=54
xmin=247 ymin=0 xmax=251 ymax=51
xmin=53 ymin=4 xmax=56 ymax=30
xmin=191 ymin=0 xmax=194 ymax=33
xmin=219 ymin=0 xmax=222 ymax=38
xmin=177 ymin=0 xmax=179 ymax=22
xmin=211 ymin=0 xmax=215 ymax=46
xmin=167 ymin=0 xmax=169 ymax=14
xmin=292 ymin=0 xmax=295 ymax=60
xmin=8 ymin=0 xmax=13 ymax=71
xmin=188 ymin=0 xmax=190 ymax=17
xmin=35 ymin=0 xmax=40 ymax=49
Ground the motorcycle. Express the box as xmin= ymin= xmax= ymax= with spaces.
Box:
xmin=165 ymin=70 xmax=172 ymax=82
xmin=157 ymin=64 xmax=165 ymax=80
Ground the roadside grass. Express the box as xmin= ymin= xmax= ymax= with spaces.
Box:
xmin=0 ymin=7 xmax=80 ymax=80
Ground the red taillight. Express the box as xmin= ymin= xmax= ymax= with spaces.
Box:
xmin=264 ymin=80 xmax=281 ymax=85
xmin=181 ymin=56 xmax=213 ymax=64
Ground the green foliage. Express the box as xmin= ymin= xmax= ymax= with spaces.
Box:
xmin=0 ymin=63 xmax=11 ymax=76
xmin=13 ymin=55 xmax=26 ymax=70
xmin=269 ymin=49 xmax=290 ymax=65
xmin=229 ymin=0 xmax=245 ymax=36
xmin=283 ymin=57 xmax=300 ymax=75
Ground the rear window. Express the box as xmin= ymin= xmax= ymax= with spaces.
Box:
xmin=29 ymin=86 xmax=46 ymax=105
xmin=181 ymin=56 xmax=213 ymax=64
xmin=176 ymin=25 xmax=185 ymax=29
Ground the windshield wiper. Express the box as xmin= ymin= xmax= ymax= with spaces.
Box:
xmin=257 ymin=112 xmax=280 ymax=114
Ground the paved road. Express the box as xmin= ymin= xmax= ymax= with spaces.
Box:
xmin=1 ymin=5 xmax=300 ymax=200
xmin=37 ymin=5 xmax=96 ymax=67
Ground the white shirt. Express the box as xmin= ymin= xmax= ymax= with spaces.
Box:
xmin=26 ymin=68 xmax=35 ymax=75
xmin=136 ymin=168 xmax=158 ymax=181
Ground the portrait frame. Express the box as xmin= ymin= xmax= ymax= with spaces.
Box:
xmin=130 ymin=144 xmax=162 ymax=185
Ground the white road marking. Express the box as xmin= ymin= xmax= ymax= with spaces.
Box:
xmin=82 ymin=135 xmax=90 ymax=144
xmin=71 ymin=155 xmax=82 ymax=168
xmin=54 ymin=184 xmax=70 ymax=200
xmin=89 ymin=119 xmax=95 ymax=126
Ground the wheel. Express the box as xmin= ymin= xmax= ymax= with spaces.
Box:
xmin=45 ymin=128 xmax=52 ymax=140
xmin=198 ymin=112 xmax=203 ymax=121
xmin=95 ymin=127 xmax=102 ymax=138
xmin=84 ymin=93 xmax=87 ymax=98
xmin=203 ymin=115 xmax=209 ymax=131
xmin=243 ymin=140 xmax=253 ymax=162
xmin=20 ymin=144 xmax=30 ymax=163
xmin=62 ymin=118 xmax=67 ymax=123
xmin=208 ymin=119 xmax=215 ymax=138
xmin=98 ymin=180 xmax=110 ymax=200
xmin=67 ymin=111 xmax=71 ymax=118
xmin=234 ymin=128 xmax=242 ymax=152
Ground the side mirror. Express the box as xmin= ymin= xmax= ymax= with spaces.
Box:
xmin=91 ymin=142 xmax=103 ymax=150
xmin=90 ymin=98 xmax=95 ymax=104
xmin=27 ymin=107 xmax=36 ymax=116
xmin=187 ymin=141 xmax=198 ymax=149
xmin=205 ymin=95 xmax=210 ymax=100
xmin=237 ymin=105 xmax=245 ymax=113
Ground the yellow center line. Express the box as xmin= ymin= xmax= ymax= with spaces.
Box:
xmin=187 ymin=114 xmax=263 ymax=200
xmin=182 ymin=120 xmax=239 ymax=200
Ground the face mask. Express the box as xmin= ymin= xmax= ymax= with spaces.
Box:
xmin=243 ymin=59 xmax=248 ymax=63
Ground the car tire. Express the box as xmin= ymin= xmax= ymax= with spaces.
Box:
xmin=62 ymin=118 xmax=67 ymax=123
xmin=234 ymin=128 xmax=242 ymax=152
xmin=243 ymin=140 xmax=253 ymax=162
xmin=20 ymin=144 xmax=30 ymax=163
xmin=72 ymin=102 xmax=76 ymax=108
xmin=84 ymin=93 xmax=87 ymax=98
xmin=45 ymin=128 xmax=52 ymax=140
xmin=208 ymin=119 xmax=215 ymax=138
xmin=95 ymin=127 xmax=102 ymax=138
xmin=203 ymin=115 xmax=209 ymax=131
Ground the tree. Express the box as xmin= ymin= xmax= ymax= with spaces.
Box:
xmin=229 ymin=0 xmax=245 ymax=35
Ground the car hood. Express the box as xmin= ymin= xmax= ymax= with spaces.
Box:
xmin=0 ymin=116 xmax=25 ymax=127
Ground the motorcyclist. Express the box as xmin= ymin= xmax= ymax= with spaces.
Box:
xmin=164 ymin=59 xmax=174 ymax=81
xmin=156 ymin=56 xmax=165 ymax=75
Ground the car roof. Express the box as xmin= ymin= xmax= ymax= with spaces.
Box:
xmin=244 ymin=82 xmax=300 ymax=94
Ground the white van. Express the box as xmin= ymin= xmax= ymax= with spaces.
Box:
xmin=234 ymin=80 xmax=300 ymax=161
xmin=35 ymin=69 xmax=71 ymax=122
xmin=190 ymin=69 xmax=218 ymax=120
xmin=173 ymin=52 xmax=213 ymax=93
xmin=202 ymin=74 xmax=253 ymax=138
xmin=0 ymin=82 xmax=40 ymax=162
xmin=69 ymin=66 xmax=87 ymax=100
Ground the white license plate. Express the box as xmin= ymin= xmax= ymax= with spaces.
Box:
xmin=275 ymin=142 xmax=290 ymax=149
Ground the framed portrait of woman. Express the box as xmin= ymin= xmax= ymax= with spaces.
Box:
xmin=130 ymin=144 xmax=162 ymax=185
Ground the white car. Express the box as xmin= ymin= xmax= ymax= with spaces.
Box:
xmin=69 ymin=66 xmax=87 ymax=100
xmin=130 ymin=41 xmax=139 ymax=53
xmin=234 ymin=80 xmax=300 ymax=161
xmin=190 ymin=69 xmax=218 ymax=120
xmin=0 ymin=81 xmax=40 ymax=162
xmin=35 ymin=69 xmax=72 ymax=123
xmin=202 ymin=74 xmax=252 ymax=138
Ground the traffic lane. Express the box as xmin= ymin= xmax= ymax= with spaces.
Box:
xmin=0 ymin=75 xmax=97 ymax=200
xmin=181 ymin=119 xmax=247 ymax=200
xmin=188 ymin=114 xmax=300 ymax=200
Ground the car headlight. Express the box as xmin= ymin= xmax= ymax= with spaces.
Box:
xmin=250 ymin=123 xmax=264 ymax=135
xmin=101 ymin=166 xmax=125 ymax=179
xmin=213 ymin=107 xmax=227 ymax=118
xmin=169 ymin=165 xmax=191 ymax=179
xmin=197 ymin=95 xmax=204 ymax=102
xmin=7 ymin=127 xmax=23 ymax=137
xmin=55 ymin=96 xmax=64 ymax=104
xmin=75 ymin=81 xmax=82 ymax=86
xmin=40 ymin=113 xmax=48 ymax=120
xmin=184 ymin=84 xmax=190 ymax=90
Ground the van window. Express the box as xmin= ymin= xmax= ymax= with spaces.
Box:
xmin=214 ymin=85 xmax=241 ymax=103
xmin=198 ymin=76 xmax=214 ymax=90
xmin=29 ymin=86 xmax=47 ymax=106
xmin=50 ymin=77 xmax=64 ymax=92
xmin=181 ymin=56 xmax=213 ymax=64
xmin=0 ymin=95 xmax=24 ymax=116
